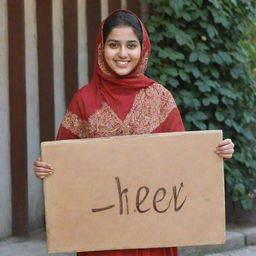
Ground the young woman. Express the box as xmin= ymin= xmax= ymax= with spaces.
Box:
xmin=34 ymin=10 xmax=234 ymax=256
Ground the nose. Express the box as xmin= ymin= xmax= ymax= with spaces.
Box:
xmin=118 ymin=46 xmax=128 ymax=58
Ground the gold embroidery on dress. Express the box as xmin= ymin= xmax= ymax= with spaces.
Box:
xmin=62 ymin=111 xmax=89 ymax=138
xmin=61 ymin=83 xmax=177 ymax=138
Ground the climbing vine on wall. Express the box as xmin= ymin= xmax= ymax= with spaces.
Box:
xmin=144 ymin=0 xmax=256 ymax=209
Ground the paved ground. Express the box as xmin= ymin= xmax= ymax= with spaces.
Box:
xmin=206 ymin=246 xmax=256 ymax=256
xmin=1 ymin=228 xmax=256 ymax=256
xmin=0 ymin=229 xmax=75 ymax=256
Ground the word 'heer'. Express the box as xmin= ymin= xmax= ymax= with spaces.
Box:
xmin=91 ymin=176 xmax=187 ymax=214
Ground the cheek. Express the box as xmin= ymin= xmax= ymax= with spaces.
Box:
xmin=133 ymin=48 xmax=141 ymax=63
xmin=104 ymin=48 xmax=116 ymax=63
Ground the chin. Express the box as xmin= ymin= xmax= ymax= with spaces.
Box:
xmin=112 ymin=69 xmax=132 ymax=76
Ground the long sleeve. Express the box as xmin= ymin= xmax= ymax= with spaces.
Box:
xmin=152 ymin=107 xmax=185 ymax=133
xmin=56 ymin=90 xmax=88 ymax=140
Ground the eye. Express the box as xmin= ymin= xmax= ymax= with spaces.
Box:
xmin=108 ymin=42 xmax=118 ymax=48
xmin=127 ymin=43 xmax=138 ymax=49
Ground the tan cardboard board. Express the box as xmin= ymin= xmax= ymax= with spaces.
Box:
xmin=42 ymin=130 xmax=225 ymax=253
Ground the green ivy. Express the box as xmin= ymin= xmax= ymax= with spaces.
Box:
xmin=144 ymin=0 xmax=256 ymax=210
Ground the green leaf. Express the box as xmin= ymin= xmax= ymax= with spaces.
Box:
xmin=179 ymin=70 xmax=190 ymax=81
xmin=195 ymin=80 xmax=211 ymax=92
xmin=168 ymin=77 xmax=179 ymax=87
xmin=209 ymin=0 xmax=221 ymax=9
xmin=164 ymin=67 xmax=178 ymax=77
xmin=185 ymin=64 xmax=201 ymax=78
xmin=182 ymin=12 xmax=192 ymax=22
xmin=234 ymin=183 xmax=246 ymax=194
xmin=198 ymin=52 xmax=210 ymax=64
xmin=169 ymin=0 xmax=185 ymax=14
xmin=209 ymin=7 xmax=230 ymax=27
xmin=158 ymin=48 xmax=185 ymax=61
xmin=160 ymin=73 xmax=167 ymax=83
xmin=189 ymin=52 xmax=199 ymax=62
xmin=241 ymin=199 xmax=253 ymax=210
xmin=192 ymin=119 xmax=207 ymax=129
xmin=147 ymin=25 xmax=155 ymax=33
xmin=203 ymin=95 xmax=219 ymax=106
xmin=175 ymin=31 xmax=194 ymax=49
xmin=218 ymin=51 xmax=233 ymax=64
xmin=231 ymin=52 xmax=246 ymax=63
xmin=219 ymin=88 xmax=237 ymax=99
xmin=230 ymin=64 xmax=243 ymax=79
xmin=210 ymin=68 xmax=220 ymax=78
xmin=212 ymin=53 xmax=223 ymax=64
xmin=206 ymin=24 xmax=218 ymax=39
xmin=215 ymin=112 xmax=225 ymax=122
xmin=192 ymin=68 xmax=201 ymax=78
xmin=194 ymin=111 xmax=208 ymax=120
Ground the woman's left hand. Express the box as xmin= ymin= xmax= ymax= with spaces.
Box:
xmin=215 ymin=138 xmax=234 ymax=159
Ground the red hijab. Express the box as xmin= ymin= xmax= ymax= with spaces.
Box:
xmin=86 ymin=9 xmax=155 ymax=120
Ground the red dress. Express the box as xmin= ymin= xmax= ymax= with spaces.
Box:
xmin=56 ymin=9 xmax=183 ymax=256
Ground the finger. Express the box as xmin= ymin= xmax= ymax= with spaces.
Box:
xmin=222 ymin=154 xmax=233 ymax=159
xmin=34 ymin=166 xmax=54 ymax=173
xmin=34 ymin=160 xmax=53 ymax=170
xmin=35 ymin=172 xmax=53 ymax=179
xmin=216 ymin=144 xmax=234 ymax=151
xmin=215 ymin=151 xmax=234 ymax=157
xmin=38 ymin=175 xmax=47 ymax=180
xmin=35 ymin=170 xmax=53 ymax=176
xmin=216 ymin=143 xmax=234 ymax=150
xmin=215 ymin=147 xmax=234 ymax=154
xmin=216 ymin=152 xmax=233 ymax=158
xmin=216 ymin=139 xmax=232 ymax=147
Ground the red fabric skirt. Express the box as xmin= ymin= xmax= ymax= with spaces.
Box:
xmin=77 ymin=248 xmax=178 ymax=256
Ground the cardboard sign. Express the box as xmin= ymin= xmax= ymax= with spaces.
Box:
xmin=42 ymin=131 xmax=225 ymax=253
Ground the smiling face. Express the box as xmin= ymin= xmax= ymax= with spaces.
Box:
xmin=103 ymin=26 xmax=141 ymax=76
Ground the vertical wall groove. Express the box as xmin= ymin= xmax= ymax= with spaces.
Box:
xmin=0 ymin=0 xmax=12 ymax=239
xmin=127 ymin=0 xmax=141 ymax=17
xmin=101 ymin=0 xmax=109 ymax=20
xmin=108 ymin=0 xmax=121 ymax=13
xmin=63 ymin=0 xmax=79 ymax=106
xmin=25 ymin=0 xmax=43 ymax=229
xmin=121 ymin=0 xmax=127 ymax=9
xmin=7 ymin=0 xmax=28 ymax=236
xmin=53 ymin=0 xmax=65 ymax=134
xmin=36 ymin=0 xmax=55 ymax=142
xmin=86 ymin=0 xmax=101 ymax=79
xmin=78 ymin=0 xmax=88 ymax=88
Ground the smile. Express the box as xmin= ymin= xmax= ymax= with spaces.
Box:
xmin=115 ymin=60 xmax=130 ymax=65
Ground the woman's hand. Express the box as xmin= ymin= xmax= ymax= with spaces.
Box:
xmin=215 ymin=139 xmax=234 ymax=159
xmin=33 ymin=157 xmax=54 ymax=180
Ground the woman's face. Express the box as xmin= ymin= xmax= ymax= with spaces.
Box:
xmin=103 ymin=26 xmax=141 ymax=76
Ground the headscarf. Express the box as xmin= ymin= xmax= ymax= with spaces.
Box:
xmin=86 ymin=9 xmax=155 ymax=120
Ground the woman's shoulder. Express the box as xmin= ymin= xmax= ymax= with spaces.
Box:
xmin=146 ymin=82 xmax=175 ymax=100
xmin=73 ymin=83 xmax=92 ymax=97
xmin=69 ymin=83 xmax=96 ymax=105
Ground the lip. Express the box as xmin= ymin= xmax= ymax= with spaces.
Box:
xmin=114 ymin=60 xmax=130 ymax=68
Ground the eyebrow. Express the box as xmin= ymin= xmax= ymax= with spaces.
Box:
xmin=106 ymin=39 xmax=139 ymax=43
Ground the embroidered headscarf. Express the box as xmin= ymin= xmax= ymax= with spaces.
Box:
xmin=86 ymin=9 xmax=155 ymax=120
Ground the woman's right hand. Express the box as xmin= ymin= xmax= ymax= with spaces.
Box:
xmin=33 ymin=157 xmax=54 ymax=180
